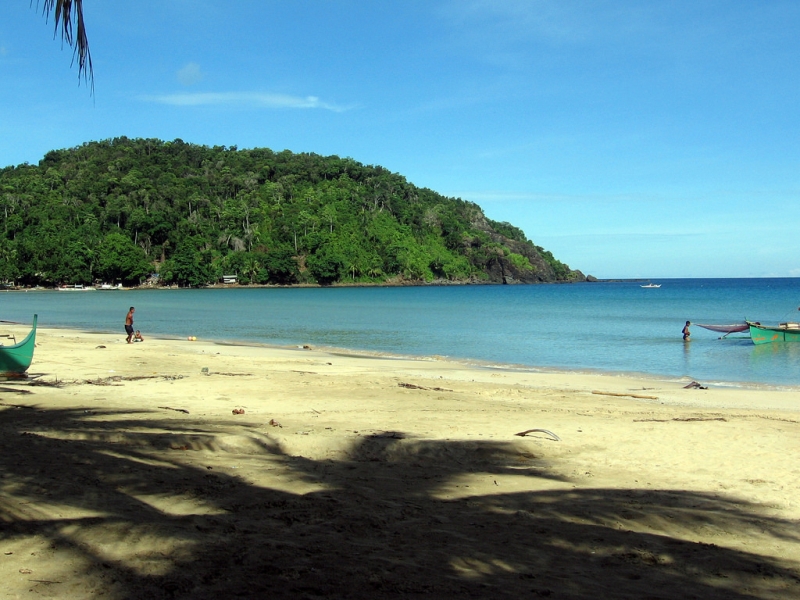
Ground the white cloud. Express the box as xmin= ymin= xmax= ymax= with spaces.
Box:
xmin=177 ymin=62 xmax=204 ymax=86
xmin=139 ymin=92 xmax=351 ymax=112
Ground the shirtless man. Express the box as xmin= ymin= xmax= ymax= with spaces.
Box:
xmin=682 ymin=320 xmax=691 ymax=341
xmin=125 ymin=307 xmax=135 ymax=343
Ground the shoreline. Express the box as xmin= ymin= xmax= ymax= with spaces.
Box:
xmin=13 ymin=323 xmax=799 ymax=410
xmin=0 ymin=278 xmax=583 ymax=295
xmin=5 ymin=278 xmax=800 ymax=389
xmin=20 ymin=321 xmax=800 ymax=395
xmin=13 ymin=322 xmax=800 ymax=412
xmin=1 ymin=324 xmax=799 ymax=597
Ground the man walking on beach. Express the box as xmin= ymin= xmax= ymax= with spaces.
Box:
xmin=125 ymin=307 xmax=135 ymax=344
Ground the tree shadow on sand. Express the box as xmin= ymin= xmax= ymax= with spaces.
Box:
xmin=1 ymin=400 xmax=799 ymax=599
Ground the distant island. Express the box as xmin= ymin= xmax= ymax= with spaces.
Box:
xmin=0 ymin=138 xmax=588 ymax=287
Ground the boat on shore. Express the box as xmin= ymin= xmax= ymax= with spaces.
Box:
xmin=0 ymin=314 xmax=38 ymax=377
xmin=747 ymin=321 xmax=800 ymax=345
xmin=57 ymin=284 xmax=96 ymax=291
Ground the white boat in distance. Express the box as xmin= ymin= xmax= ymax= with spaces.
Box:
xmin=640 ymin=283 xmax=661 ymax=288
xmin=57 ymin=284 xmax=96 ymax=291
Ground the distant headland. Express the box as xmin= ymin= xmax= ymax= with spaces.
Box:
xmin=0 ymin=138 xmax=589 ymax=288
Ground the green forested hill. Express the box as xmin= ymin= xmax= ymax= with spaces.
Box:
xmin=0 ymin=138 xmax=585 ymax=287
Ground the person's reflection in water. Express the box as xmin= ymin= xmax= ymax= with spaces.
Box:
xmin=682 ymin=331 xmax=692 ymax=377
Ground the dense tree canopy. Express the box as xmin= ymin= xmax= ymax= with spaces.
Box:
xmin=0 ymin=138 xmax=583 ymax=287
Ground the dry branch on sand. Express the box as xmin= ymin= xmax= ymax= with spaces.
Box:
xmin=398 ymin=382 xmax=453 ymax=392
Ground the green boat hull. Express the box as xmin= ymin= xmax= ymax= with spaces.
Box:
xmin=748 ymin=321 xmax=800 ymax=345
xmin=0 ymin=314 xmax=37 ymax=376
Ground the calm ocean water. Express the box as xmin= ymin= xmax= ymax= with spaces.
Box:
xmin=3 ymin=278 xmax=800 ymax=387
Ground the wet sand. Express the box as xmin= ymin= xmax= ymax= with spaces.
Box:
xmin=1 ymin=326 xmax=799 ymax=599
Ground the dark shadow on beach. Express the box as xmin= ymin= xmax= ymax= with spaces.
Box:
xmin=1 ymin=399 xmax=799 ymax=599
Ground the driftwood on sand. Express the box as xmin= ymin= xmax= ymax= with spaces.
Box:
xmin=634 ymin=417 xmax=727 ymax=423
xmin=398 ymin=382 xmax=453 ymax=392
xmin=158 ymin=406 xmax=190 ymax=414
xmin=514 ymin=428 xmax=561 ymax=441
xmin=591 ymin=390 xmax=659 ymax=400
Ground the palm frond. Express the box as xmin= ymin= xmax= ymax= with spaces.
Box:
xmin=36 ymin=0 xmax=93 ymax=93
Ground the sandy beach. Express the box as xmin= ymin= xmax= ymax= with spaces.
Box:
xmin=1 ymin=325 xmax=799 ymax=599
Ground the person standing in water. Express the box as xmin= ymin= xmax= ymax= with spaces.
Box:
xmin=125 ymin=307 xmax=135 ymax=344
xmin=682 ymin=320 xmax=691 ymax=341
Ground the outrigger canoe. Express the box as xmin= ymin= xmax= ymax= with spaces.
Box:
xmin=747 ymin=320 xmax=800 ymax=345
xmin=694 ymin=323 xmax=749 ymax=337
xmin=0 ymin=314 xmax=37 ymax=377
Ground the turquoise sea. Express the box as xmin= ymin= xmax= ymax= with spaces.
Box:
xmin=3 ymin=278 xmax=800 ymax=387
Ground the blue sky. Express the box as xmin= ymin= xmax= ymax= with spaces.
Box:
xmin=2 ymin=1 xmax=799 ymax=279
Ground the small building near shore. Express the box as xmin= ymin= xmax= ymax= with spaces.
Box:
xmin=222 ymin=275 xmax=238 ymax=285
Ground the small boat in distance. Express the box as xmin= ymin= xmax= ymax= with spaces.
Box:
xmin=640 ymin=283 xmax=661 ymax=288
xmin=98 ymin=283 xmax=123 ymax=290
xmin=57 ymin=284 xmax=96 ymax=291
xmin=0 ymin=314 xmax=37 ymax=377
xmin=747 ymin=320 xmax=800 ymax=345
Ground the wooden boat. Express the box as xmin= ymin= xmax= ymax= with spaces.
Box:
xmin=747 ymin=320 xmax=800 ymax=345
xmin=0 ymin=314 xmax=37 ymax=377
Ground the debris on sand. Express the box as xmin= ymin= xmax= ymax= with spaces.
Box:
xmin=592 ymin=390 xmax=659 ymax=400
xmin=159 ymin=406 xmax=190 ymax=414
xmin=398 ymin=382 xmax=453 ymax=392
xmin=514 ymin=429 xmax=561 ymax=441
xmin=683 ymin=381 xmax=708 ymax=389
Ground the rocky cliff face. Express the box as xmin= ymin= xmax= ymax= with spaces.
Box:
xmin=468 ymin=212 xmax=587 ymax=284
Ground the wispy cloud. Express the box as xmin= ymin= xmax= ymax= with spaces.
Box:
xmin=441 ymin=0 xmax=656 ymax=46
xmin=452 ymin=188 xmax=800 ymax=206
xmin=450 ymin=190 xmax=663 ymax=203
xmin=442 ymin=0 xmax=592 ymax=44
xmin=177 ymin=62 xmax=204 ymax=86
xmin=540 ymin=231 xmax=706 ymax=241
xmin=139 ymin=92 xmax=351 ymax=112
